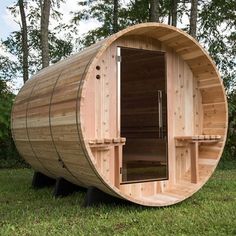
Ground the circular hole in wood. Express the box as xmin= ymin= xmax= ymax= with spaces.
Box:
xmin=96 ymin=65 xmax=100 ymax=70
xmin=96 ymin=74 xmax=101 ymax=79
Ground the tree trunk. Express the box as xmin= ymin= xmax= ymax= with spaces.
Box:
xmin=171 ymin=0 xmax=178 ymax=27
xmin=149 ymin=0 xmax=160 ymax=22
xmin=112 ymin=0 xmax=119 ymax=33
xmin=189 ymin=0 xmax=198 ymax=38
xmin=18 ymin=0 xmax=29 ymax=83
xmin=168 ymin=9 xmax=171 ymax=25
xmin=40 ymin=0 xmax=51 ymax=68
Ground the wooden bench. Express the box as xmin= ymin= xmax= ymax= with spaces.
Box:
xmin=88 ymin=138 xmax=126 ymax=150
xmin=175 ymin=135 xmax=222 ymax=184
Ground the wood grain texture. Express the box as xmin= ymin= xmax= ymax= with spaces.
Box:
xmin=12 ymin=23 xmax=228 ymax=207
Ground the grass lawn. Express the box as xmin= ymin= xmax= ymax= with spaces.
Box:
xmin=0 ymin=161 xmax=236 ymax=236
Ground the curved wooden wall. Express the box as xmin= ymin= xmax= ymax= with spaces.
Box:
xmin=11 ymin=23 xmax=228 ymax=206
xmin=11 ymin=41 xmax=115 ymax=192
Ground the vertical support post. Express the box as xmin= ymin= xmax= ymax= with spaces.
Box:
xmin=190 ymin=142 xmax=199 ymax=183
xmin=114 ymin=145 xmax=122 ymax=188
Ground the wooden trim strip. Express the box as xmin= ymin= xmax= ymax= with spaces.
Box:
xmin=75 ymin=56 xmax=100 ymax=184
xmin=25 ymin=79 xmax=54 ymax=176
xmin=48 ymin=71 xmax=85 ymax=186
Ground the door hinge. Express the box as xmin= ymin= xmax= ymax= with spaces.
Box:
xmin=116 ymin=55 xmax=121 ymax=62
xmin=120 ymin=167 xmax=123 ymax=174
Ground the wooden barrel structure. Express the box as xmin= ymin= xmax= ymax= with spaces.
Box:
xmin=11 ymin=23 xmax=228 ymax=206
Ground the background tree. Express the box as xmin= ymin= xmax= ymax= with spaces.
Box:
xmin=2 ymin=0 xmax=73 ymax=81
xmin=0 ymin=54 xmax=18 ymax=84
xmin=72 ymin=0 xmax=166 ymax=47
xmin=189 ymin=0 xmax=198 ymax=38
xmin=171 ymin=0 xmax=178 ymax=26
xmin=149 ymin=0 xmax=160 ymax=22
xmin=166 ymin=0 xmax=178 ymax=26
xmin=18 ymin=0 xmax=29 ymax=83
xmin=40 ymin=0 xmax=51 ymax=68
xmin=0 ymin=55 xmax=21 ymax=168
xmin=112 ymin=0 xmax=119 ymax=33
xmin=72 ymin=0 xmax=128 ymax=47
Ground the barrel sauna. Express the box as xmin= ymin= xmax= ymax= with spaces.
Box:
xmin=11 ymin=23 xmax=228 ymax=206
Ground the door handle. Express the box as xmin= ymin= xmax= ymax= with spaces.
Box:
xmin=158 ymin=90 xmax=163 ymax=139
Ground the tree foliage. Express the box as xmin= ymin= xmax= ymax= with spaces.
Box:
xmin=72 ymin=0 xmax=192 ymax=47
xmin=0 ymin=72 xmax=22 ymax=168
xmin=72 ymin=0 xmax=127 ymax=47
xmin=0 ymin=80 xmax=14 ymax=139
xmin=0 ymin=55 xmax=18 ymax=81
xmin=2 ymin=0 xmax=73 ymax=79
xmin=198 ymin=0 xmax=236 ymax=89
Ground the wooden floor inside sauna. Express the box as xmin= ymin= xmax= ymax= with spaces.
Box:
xmin=140 ymin=161 xmax=215 ymax=204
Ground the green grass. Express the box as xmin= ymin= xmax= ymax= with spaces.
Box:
xmin=0 ymin=162 xmax=236 ymax=236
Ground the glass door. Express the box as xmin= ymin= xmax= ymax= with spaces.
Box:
xmin=118 ymin=47 xmax=168 ymax=183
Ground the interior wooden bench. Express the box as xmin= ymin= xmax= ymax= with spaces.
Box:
xmin=175 ymin=135 xmax=222 ymax=184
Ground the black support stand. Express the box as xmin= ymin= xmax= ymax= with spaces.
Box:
xmin=32 ymin=173 xmax=130 ymax=206
xmin=53 ymin=177 xmax=84 ymax=197
xmin=32 ymin=172 xmax=55 ymax=189
xmin=84 ymin=186 xmax=128 ymax=207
